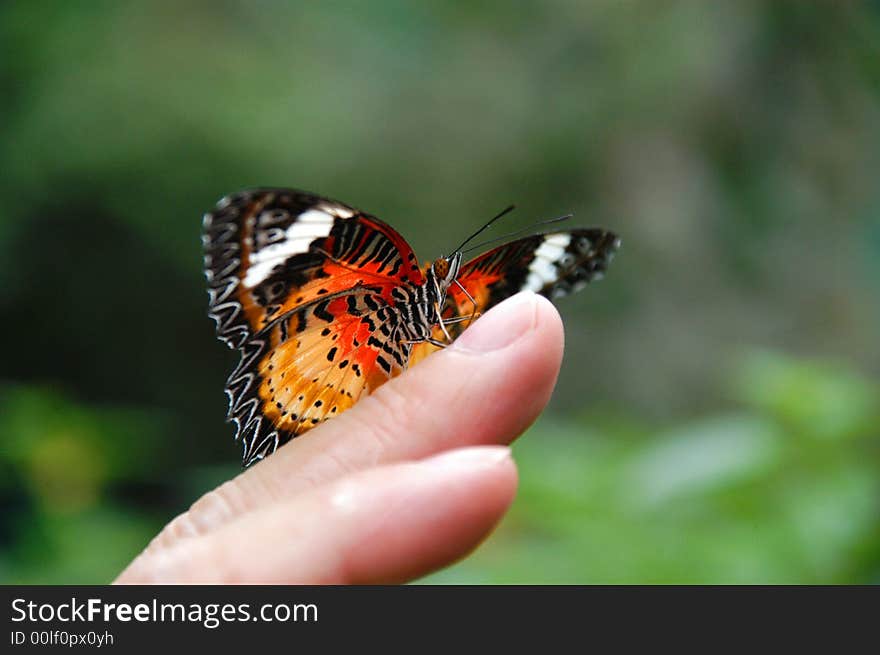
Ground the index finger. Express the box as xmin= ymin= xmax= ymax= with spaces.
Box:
xmin=152 ymin=292 xmax=562 ymax=548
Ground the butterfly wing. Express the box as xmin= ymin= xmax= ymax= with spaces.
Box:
xmin=202 ymin=188 xmax=423 ymax=465
xmin=202 ymin=187 xmax=424 ymax=349
xmin=226 ymin=287 xmax=413 ymax=465
xmin=453 ymin=229 xmax=619 ymax=310
xmin=409 ymin=229 xmax=620 ymax=364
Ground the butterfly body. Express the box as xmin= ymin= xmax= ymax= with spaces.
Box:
xmin=203 ymin=188 xmax=619 ymax=466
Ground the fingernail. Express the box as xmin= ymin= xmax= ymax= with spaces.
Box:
xmin=422 ymin=446 xmax=511 ymax=471
xmin=453 ymin=292 xmax=537 ymax=353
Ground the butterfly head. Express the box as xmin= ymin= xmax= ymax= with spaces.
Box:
xmin=429 ymin=251 xmax=463 ymax=294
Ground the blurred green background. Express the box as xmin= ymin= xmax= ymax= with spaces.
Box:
xmin=1 ymin=1 xmax=878 ymax=584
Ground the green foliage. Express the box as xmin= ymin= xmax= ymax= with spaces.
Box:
xmin=427 ymin=352 xmax=880 ymax=583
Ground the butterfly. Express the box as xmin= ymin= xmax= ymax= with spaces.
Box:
xmin=202 ymin=187 xmax=620 ymax=466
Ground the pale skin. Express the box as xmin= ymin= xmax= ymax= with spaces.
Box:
xmin=115 ymin=292 xmax=564 ymax=584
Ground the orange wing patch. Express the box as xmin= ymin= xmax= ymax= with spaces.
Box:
xmin=236 ymin=288 xmax=410 ymax=456
xmin=204 ymin=188 xmax=423 ymax=350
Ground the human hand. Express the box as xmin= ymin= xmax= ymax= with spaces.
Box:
xmin=115 ymin=292 xmax=564 ymax=584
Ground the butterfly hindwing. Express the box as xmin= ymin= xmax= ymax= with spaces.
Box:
xmin=225 ymin=286 xmax=414 ymax=466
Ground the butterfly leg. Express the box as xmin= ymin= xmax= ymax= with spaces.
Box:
xmin=401 ymin=337 xmax=448 ymax=349
xmin=442 ymin=315 xmax=478 ymax=325
xmin=452 ymin=279 xmax=481 ymax=328
xmin=434 ymin=302 xmax=454 ymax=343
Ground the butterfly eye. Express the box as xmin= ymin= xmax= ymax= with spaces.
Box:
xmin=433 ymin=258 xmax=450 ymax=279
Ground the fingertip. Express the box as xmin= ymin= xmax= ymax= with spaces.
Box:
xmin=531 ymin=291 xmax=565 ymax=372
xmin=342 ymin=447 xmax=520 ymax=583
xmin=453 ymin=291 xmax=540 ymax=353
xmin=419 ymin=445 xmax=519 ymax=521
xmin=532 ymin=291 xmax=564 ymax=337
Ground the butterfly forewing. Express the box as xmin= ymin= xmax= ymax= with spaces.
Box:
xmin=458 ymin=229 xmax=617 ymax=304
xmin=203 ymin=188 xmax=423 ymax=349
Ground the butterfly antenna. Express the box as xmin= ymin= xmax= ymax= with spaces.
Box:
xmin=451 ymin=205 xmax=516 ymax=254
xmin=462 ymin=213 xmax=573 ymax=254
